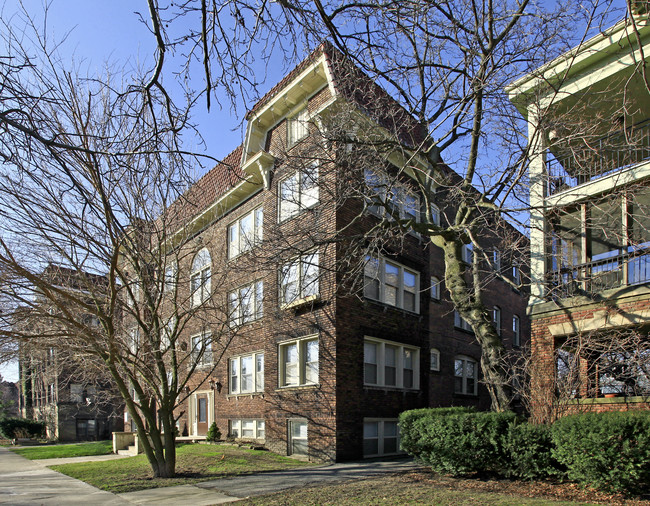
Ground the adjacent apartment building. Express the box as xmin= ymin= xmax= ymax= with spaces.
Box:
xmin=17 ymin=265 xmax=124 ymax=441
xmin=160 ymin=43 xmax=529 ymax=462
xmin=507 ymin=14 xmax=650 ymax=422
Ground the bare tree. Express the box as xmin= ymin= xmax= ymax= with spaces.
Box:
xmin=0 ymin=10 xmax=243 ymax=477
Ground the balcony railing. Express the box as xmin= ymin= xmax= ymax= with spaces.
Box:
xmin=546 ymin=119 xmax=650 ymax=195
xmin=547 ymin=246 xmax=650 ymax=298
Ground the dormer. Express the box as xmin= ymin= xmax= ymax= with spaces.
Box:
xmin=242 ymin=53 xmax=335 ymax=172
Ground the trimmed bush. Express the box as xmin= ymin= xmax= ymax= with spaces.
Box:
xmin=503 ymin=422 xmax=562 ymax=480
xmin=399 ymin=408 xmax=517 ymax=476
xmin=551 ymin=411 xmax=650 ymax=495
xmin=0 ymin=417 xmax=46 ymax=439
xmin=205 ymin=422 xmax=221 ymax=442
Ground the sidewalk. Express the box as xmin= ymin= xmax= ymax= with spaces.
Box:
xmin=0 ymin=446 xmax=420 ymax=505
xmin=0 ymin=446 xmax=128 ymax=505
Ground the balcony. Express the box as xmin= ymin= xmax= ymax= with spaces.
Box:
xmin=546 ymin=119 xmax=650 ymax=196
xmin=547 ymin=245 xmax=650 ymax=298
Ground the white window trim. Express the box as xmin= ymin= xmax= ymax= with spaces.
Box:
xmin=230 ymin=419 xmax=265 ymax=439
xmin=363 ymin=418 xmax=402 ymax=457
xmin=364 ymin=255 xmax=420 ymax=313
xmin=455 ymin=355 xmax=478 ymax=395
xmin=229 ymin=352 xmax=264 ymax=394
xmin=191 ymin=330 xmax=213 ymax=367
xmin=279 ymin=252 xmax=319 ymax=308
xmin=228 ymin=207 xmax=263 ymax=259
xmin=512 ymin=315 xmax=521 ymax=347
xmin=430 ymin=276 xmax=441 ymax=301
xmin=278 ymin=335 xmax=319 ymax=388
xmin=191 ymin=248 xmax=212 ymax=307
xmin=493 ymin=306 xmax=501 ymax=336
xmin=228 ymin=280 xmax=264 ymax=326
xmin=363 ymin=336 xmax=420 ymax=390
xmin=430 ymin=348 xmax=440 ymax=372
xmin=278 ymin=164 xmax=319 ymax=222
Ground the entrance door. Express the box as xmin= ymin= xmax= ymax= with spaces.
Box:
xmin=190 ymin=391 xmax=213 ymax=436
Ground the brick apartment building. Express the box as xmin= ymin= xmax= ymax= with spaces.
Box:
xmin=155 ymin=43 xmax=530 ymax=462
xmin=507 ymin=15 xmax=650 ymax=422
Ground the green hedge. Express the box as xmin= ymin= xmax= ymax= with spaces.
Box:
xmin=399 ymin=408 xmax=516 ymax=475
xmin=399 ymin=407 xmax=650 ymax=495
xmin=502 ymin=422 xmax=562 ymax=480
xmin=0 ymin=417 xmax=46 ymax=439
xmin=551 ymin=411 xmax=650 ymax=494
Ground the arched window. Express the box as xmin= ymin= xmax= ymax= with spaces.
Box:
xmin=191 ymin=248 xmax=211 ymax=307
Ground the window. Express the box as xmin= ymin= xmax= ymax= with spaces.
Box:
xmin=278 ymin=164 xmax=319 ymax=221
xmin=128 ymin=327 xmax=140 ymax=354
xmin=126 ymin=281 xmax=140 ymax=308
xmin=229 ymin=352 xmax=264 ymax=394
xmin=364 ymin=168 xmax=420 ymax=222
xmin=228 ymin=207 xmax=263 ymax=258
xmin=161 ymin=316 xmax=176 ymax=351
xmin=191 ymin=331 xmax=212 ymax=366
xmin=430 ymin=348 xmax=440 ymax=371
xmin=70 ymin=384 xmax=83 ymax=403
xmin=363 ymin=337 xmax=420 ymax=389
xmin=430 ymin=276 xmax=441 ymax=300
xmin=191 ymin=248 xmax=211 ymax=307
xmin=363 ymin=419 xmax=400 ymax=457
xmin=364 ymin=256 xmax=420 ymax=313
xmin=288 ymin=419 xmax=308 ymax=456
xmin=455 ymin=356 xmax=478 ymax=395
xmin=430 ymin=204 xmax=441 ymax=226
xmin=287 ymin=106 xmax=309 ymax=146
xmin=462 ymin=243 xmax=474 ymax=264
xmin=492 ymin=306 xmax=501 ymax=336
xmin=279 ymin=252 xmax=319 ymax=306
xmin=453 ymin=310 xmax=473 ymax=332
xmin=228 ymin=280 xmax=264 ymax=326
xmin=512 ymin=263 xmax=521 ymax=285
xmin=198 ymin=398 xmax=207 ymax=423
xmin=279 ymin=336 xmax=318 ymax=387
xmin=230 ymin=419 xmax=265 ymax=439
xmin=164 ymin=261 xmax=177 ymax=294
xmin=512 ymin=315 xmax=521 ymax=347
xmin=492 ymin=250 xmax=501 ymax=272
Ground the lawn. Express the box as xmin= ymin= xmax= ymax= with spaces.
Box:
xmin=51 ymin=443 xmax=313 ymax=493
xmin=241 ymin=470 xmax=647 ymax=506
xmin=9 ymin=440 xmax=113 ymax=459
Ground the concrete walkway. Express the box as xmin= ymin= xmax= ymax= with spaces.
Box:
xmin=0 ymin=446 xmax=420 ymax=505
xmin=0 ymin=446 xmax=128 ymax=505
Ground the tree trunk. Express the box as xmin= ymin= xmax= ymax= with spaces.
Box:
xmin=438 ymin=238 xmax=510 ymax=412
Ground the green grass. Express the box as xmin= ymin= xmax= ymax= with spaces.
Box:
xmin=9 ymin=440 xmax=113 ymax=459
xmin=51 ymin=443 xmax=313 ymax=493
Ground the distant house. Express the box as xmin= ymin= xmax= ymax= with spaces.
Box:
xmin=17 ymin=265 xmax=124 ymax=441
xmin=154 ymin=43 xmax=530 ymax=462
xmin=508 ymin=15 xmax=650 ymax=421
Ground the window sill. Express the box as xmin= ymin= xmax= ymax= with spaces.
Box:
xmin=227 ymin=392 xmax=264 ymax=400
xmin=364 ymin=385 xmax=420 ymax=392
xmin=363 ymin=297 xmax=420 ymax=316
xmin=276 ymin=383 xmax=319 ymax=392
xmin=281 ymin=294 xmax=320 ymax=310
